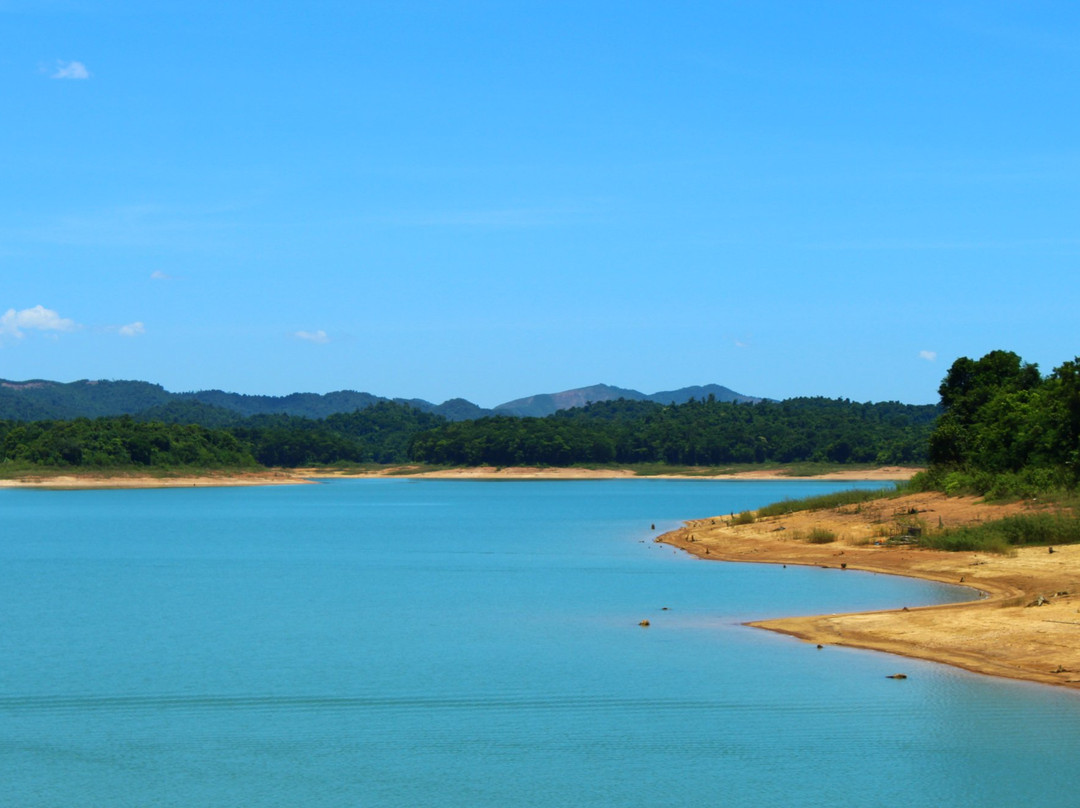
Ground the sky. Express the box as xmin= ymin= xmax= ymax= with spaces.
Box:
xmin=3 ymin=1 xmax=1079 ymax=407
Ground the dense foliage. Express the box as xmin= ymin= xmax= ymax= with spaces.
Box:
xmin=0 ymin=402 xmax=448 ymax=470
xmin=1 ymin=388 xmax=948 ymax=473
xmin=0 ymin=417 xmax=257 ymax=468
xmin=408 ymin=396 xmax=938 ymax=467
xmin=230 ymin=402 xmax=446 ymax=465
xmin=918 ymin=350 xmax=1080 ymax=496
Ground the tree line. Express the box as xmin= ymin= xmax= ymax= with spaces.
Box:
xmin=407 ymin=395 xmax=938 ymax=467
xmin=0 ymin=394 xmax=939 ymax=471
xmin=0 ymin=401 xmax=446 ymax=470
xmin=0 ymin=417 xmax=257 ymax=468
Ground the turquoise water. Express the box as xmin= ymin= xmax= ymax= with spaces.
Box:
xmin=2 ymin=478 xmax=1079 ymax=807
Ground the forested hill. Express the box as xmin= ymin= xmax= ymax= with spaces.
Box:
xmin=0 ymin=395 xmax=940 ymax=471
xmin=14 ymin=353 xmax=1080 ymax=478
xmin=0 ymin=379 xmax=174 ymax=420
xmin=0 ymin=379 xmax=488 ymax=422
xmin=0 ymin=402 xmax=447 ymax=468
xmin=0 ymin=379 xmax=762 ymax=422
xmin=409 ymin=397 xmax=939 ymax=467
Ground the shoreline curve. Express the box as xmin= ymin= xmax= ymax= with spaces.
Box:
xmin=660 ymin=492 xmax=1080 ymax=691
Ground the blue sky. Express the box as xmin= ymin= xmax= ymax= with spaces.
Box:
xmin=3 ymin=1 xmax=1078 ymax=407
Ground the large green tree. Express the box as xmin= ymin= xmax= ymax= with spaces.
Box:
xmin=929 ymin=350 xmax=1042 ymax=467
xmin=923 ymin=350 xmax=1080 ymax=490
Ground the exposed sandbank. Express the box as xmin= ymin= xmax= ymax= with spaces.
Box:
xmin=0 ymin=464 xmax=914 ymax=489
xmin=301 ymin=465 xmax=921 ymax=481
xmin=0 ymin=470 xmax=314 ymax=489
xmin=660 ymin=492 xmax=1080 ymax=690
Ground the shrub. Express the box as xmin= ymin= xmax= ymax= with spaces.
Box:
xmin=806 ymin=527 xmax=837 ymax=544
xmin=994 ymin=512 xmax=1080 ymax=545
xmin=917 ymin=466 xmax=1072 ymax=500
xmin=921 ymin=528 xmax=1015 ymax=555
xmin=982 ymin=468 xmax=1072 ymax=501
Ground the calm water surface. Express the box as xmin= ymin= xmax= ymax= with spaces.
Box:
xmin=2 ymin=479 xmax=1078 ymax=807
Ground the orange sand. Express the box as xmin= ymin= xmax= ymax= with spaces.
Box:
xmin=661 ymin=492 xmax=1080 ymax=689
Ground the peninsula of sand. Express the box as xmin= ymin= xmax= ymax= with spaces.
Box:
xmin=661 ymin=491 xmax=1080 ymax=690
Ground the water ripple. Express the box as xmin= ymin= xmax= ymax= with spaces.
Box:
xmin=0 ymin=691 xmax=901 ymax=717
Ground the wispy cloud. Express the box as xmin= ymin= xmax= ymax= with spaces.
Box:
xmin=919 ymin=350 xmax=938 ymax=362
xmin=51 ymin=60 xmax=90 ymax=80
xmin=294 ymin=329 xmax=329 ymax=344
xmin=118 ymin=321 xmax=145 ymax=337
xmin=0 ymin=305 xmax=78 ymax=341
xmin=150 ymin=270 xmax=171 ymax=280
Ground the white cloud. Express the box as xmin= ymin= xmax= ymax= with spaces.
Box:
xmin=118 ymin=321 xmax=145 ymax=337
xmin=0 ymin=305 xmax=78 ymax=340
xmin=919 ymin=350 xmax=938 ymax=362
xmin=52 ymin=60 xmax=90 ymax=80
xmin=150 ymin=270 xmax=170 ymax=280
xmin=294 ymin=329 xmax=329 ymax=344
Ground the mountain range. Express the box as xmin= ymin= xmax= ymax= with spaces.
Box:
xmin=0 ymin=379 xmax=763 ymax=422
xmin=491 ymin=383 xmax=761 ymax=417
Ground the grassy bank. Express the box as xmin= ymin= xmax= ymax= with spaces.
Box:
xmin=735 ymin=483 xmax=1080 ymax=555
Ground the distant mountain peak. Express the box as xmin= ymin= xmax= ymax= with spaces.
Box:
xmin=0 ymin=377 xmax=765 ymax=423
xmin=492 ymin=383 xmax=761 ymax=418
xmin=493 ymin=384 xmax=647 ymax=418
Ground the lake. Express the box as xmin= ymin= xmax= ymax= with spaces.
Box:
xmin=2 ymin=478 xmax=1079 ymax=806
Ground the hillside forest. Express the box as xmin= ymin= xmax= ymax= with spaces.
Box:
xmin=1 ymin=350 xmax=1077 ymax=497
xmin=0 ymin=394 xmax=935 ymax=472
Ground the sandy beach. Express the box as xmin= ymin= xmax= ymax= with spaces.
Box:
xmin=660 ymin=492 xmax=1080 ymax=690
xmin=0 ymin=470 xmax=314 ymax=489
xmin=300 ymin=464 xmax=922 ymax=481
xmin=0 ymin=464 xmax=915 ymax=488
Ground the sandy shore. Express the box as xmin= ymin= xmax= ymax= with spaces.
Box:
xmin=0 ymin=470 xmax=314 ymax=489
xmin=660 ymin=492 xmax=1080 ymax=689
xmin=302 ymin=465 xmax=922 ymax=481
xmin=0 ymin=464 xmax=920 ymax=488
